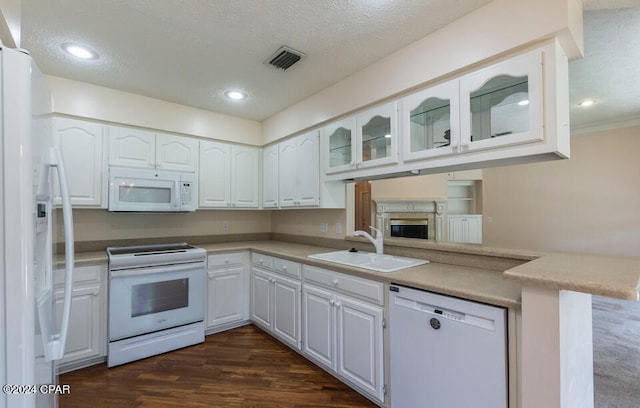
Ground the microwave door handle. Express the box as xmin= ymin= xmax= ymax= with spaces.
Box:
xmin=45 ymin=147 xmax=75 ymax=361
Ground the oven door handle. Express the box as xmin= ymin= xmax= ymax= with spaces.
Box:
xmin=109 ymin=262 xmax=204 ymax=279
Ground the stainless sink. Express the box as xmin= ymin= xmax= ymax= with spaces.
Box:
xmin=307 ymin=250 xmax=428 ymax=273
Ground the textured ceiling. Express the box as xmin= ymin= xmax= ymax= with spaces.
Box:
xmin=569 ymin=7 xmax=640 ymax=130
xmin=20 ymin=0 xmax=491 ymax=121
xmin=19 ymin=1 xmax=640 ymax=131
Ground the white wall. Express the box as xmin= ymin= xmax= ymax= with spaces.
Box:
xmin=261 ymin=0 xmax=583 ymax=144
xmin=47 ymin=75 xmax=262 ymax=146
xmin=371 ymin=174 xmax=448 ymax=201
xmin=482 ymin=125 xmax=640 ymax=257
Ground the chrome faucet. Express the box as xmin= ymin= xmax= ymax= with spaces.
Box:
xmin=353 ymin=226 xmax=384 ymax=254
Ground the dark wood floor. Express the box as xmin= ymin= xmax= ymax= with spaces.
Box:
xmin=59 ymin=325 xmax=376 ymax=407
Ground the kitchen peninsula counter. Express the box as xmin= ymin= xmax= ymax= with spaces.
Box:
xmin=63 ymin=238 xmax=640 ymax=308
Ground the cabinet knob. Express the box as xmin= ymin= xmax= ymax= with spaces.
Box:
xmin=332 ymin=279 xmax=339 ymax=286
xmin=282 ymin=265 xmax=287 ymax=271
xmin=225 ymin=258 xmax=230 ymax=264
xmin=329 ymin=299 xmax=335 ymax=306
xmin=259 ymin=259 xmax=263 ymax=264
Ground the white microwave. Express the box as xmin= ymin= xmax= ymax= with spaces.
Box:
xmin=108 ymin=168 xmax=196 ymax=212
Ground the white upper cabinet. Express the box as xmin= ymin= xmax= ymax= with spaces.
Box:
xmin=262 ymin=144 xmax=279 ymax=208
xmin=322 ymin=101 xmax=398 ymax=176
xmin=401 ymin=80 xmax=459 ymax=162
xmin=279 ymin=131 xmax=320 ymax=208
xmin=356 ymin=101 xmax=398 ymax=169
xmin=230 ymin=145 xmax=260 ymax=208
xmin=155 ymin=134 xmax=199 ymax=173
xmin=323 ymin=42 xmax=568 ymax=182
xmin=199 ymin=141 xmax=260 ymax=208
xmin=52 ymin=117 xmax=107 ymax=208
xmin=459 ymin=50 xmax=543 ymax=152
xmin=323 ymin=117 xmax=357 ymax=174
xmin=109 ymin=127 xmax=198 ymax=172
xmin=199 ymin=141 xmax=231 ymax=207
xmin=108 ymin=126 xmax=156 ymax=169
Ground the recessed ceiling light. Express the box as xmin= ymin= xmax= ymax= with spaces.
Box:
xmin=62 ymin=42 xmax=98 ymax=60
xmin=518 ymin=100 xmax=530 ymax=106
xmin=578 ymin=99 xmax=595 ymax=107
xmin=225 ymin=90 xmax=247 ymax=100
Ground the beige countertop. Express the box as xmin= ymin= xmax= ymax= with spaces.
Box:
xmin=504 ymin=253 xmax=640 ymax=301
xmin=68 ymin=240 xmax=522 ymax=309
xmin=66 ymin=239 xmax=640 ymax=305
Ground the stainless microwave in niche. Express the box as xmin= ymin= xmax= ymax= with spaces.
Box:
xmin=108 ymin=167 xmax=196 ymax=212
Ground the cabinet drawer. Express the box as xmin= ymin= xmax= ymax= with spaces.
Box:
xmin=252 ymin=253 xmax=274 ymax=269
xmin=54 ymin=264 xmax=104 ymax=286
xmin=273 ymin=258 xmax=302 ymax=280
xmin=303 ymin=265 xmax=384 ymax=305
xmin=208 ymin=252 xmax=246 ymax=268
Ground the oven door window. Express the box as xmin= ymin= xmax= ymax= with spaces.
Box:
xmin=391 ymin=220 xmax=429 ymax=239
xmin=131 ymin=278 xmax=189 ymax=317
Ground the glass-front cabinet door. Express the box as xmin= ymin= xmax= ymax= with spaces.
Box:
xmin=356 ymin=101 xmax=398 ymax=168
xmin=459 ymin=51 xmax=543 ymax=152
xmin=323 ymin=117 xmax=356 ymax=174
xmin=401 ymin=80 xmax=459 ymax=162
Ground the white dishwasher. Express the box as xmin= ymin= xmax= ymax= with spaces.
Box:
xmin=389 ymin=285 xmax=507 ymax=408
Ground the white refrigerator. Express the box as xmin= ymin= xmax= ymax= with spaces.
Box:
xmin=1 ymin=45 xmax=75 ymax=408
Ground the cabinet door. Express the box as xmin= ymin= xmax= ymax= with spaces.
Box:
xmin=356 ymin=101 xmax=398 ymax=169
xmin=302 ymin=284 xmax=336 ymax=371
xmin=448 ymin=216 xmax=466 ymax=243
xmin=278 ymin=139 xmax=298 ymax=207
xmin=199 ymin=140 xmax=231 ymax=208
xmin=460 ymin=50 xmax=543 ymax=152
xmin=108 ymin=126 xmax=155 ymax=169
xmin=323 ymin=117 xmax=356 ymax=174
xmin=55 ymin=284 xmax=103 ymax=365
xmin=155 ymin=134 xmax=198 ymax=172
xmin=295 ymin=131 xmax=320 ymax=207
xmin=401 ymin=80 xmax=459 ymax=162
xmin=272 ymin=274 xmax=301 ymax=350
xmin=52 ymin=117 xmax=106 ymax=207
xmin=466 ymin=216 xmax=483 ymax=244
xmin=262 ymin=145 xmax=279 ymax=208
xmin=448 ymin=215 xmax=483 ymax=244
xmin=207 ymin=266 xmax=247 ymax=329
xmin=336 ymin=295 xmax=384 ymax=402
xmin=231 ymin=145 xmax=259 ymax=208
xmin=250 ymin=268 xmax=272 ymax=329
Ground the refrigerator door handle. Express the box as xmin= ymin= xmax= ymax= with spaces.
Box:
xmin=38 ymin=146 xmax=75 ymax=360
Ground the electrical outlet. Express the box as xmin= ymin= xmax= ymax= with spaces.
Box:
xmin=222 ymin=221 xmax=229 ymax=231
xmin=335 ymin=222 xmax=343 ymax=234
xmin=486 ymin=217 xmax=493 ymax=223
xmin=320 ymin=223 xmax=328 ymax=233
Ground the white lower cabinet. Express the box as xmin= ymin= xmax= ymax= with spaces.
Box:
xmin=206 ymin=252 xmax=250 ymax=333
xmin=250 ymin=254 xmax=302 ymax=350
xmin=302 ymin=265 xmax=385 ymax=403
xmin=448 ymin=214 xmax=483 ymax=244
xmin=54 ymin=264 xmax=107 ymax=373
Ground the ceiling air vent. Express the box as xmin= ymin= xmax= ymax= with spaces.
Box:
xmin=264 ymin=46 xmax=305 ymax=71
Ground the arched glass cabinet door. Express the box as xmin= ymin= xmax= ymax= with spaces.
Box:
xmin=460 ymin=50 xmax=543 ymax=152
xmin=356 ymin=101 xmax=398 ymax=168
xmin=323 ymin=117 xmax=356 ymax=174
xmin=401 ymin=80 xmax=459 ymax=162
